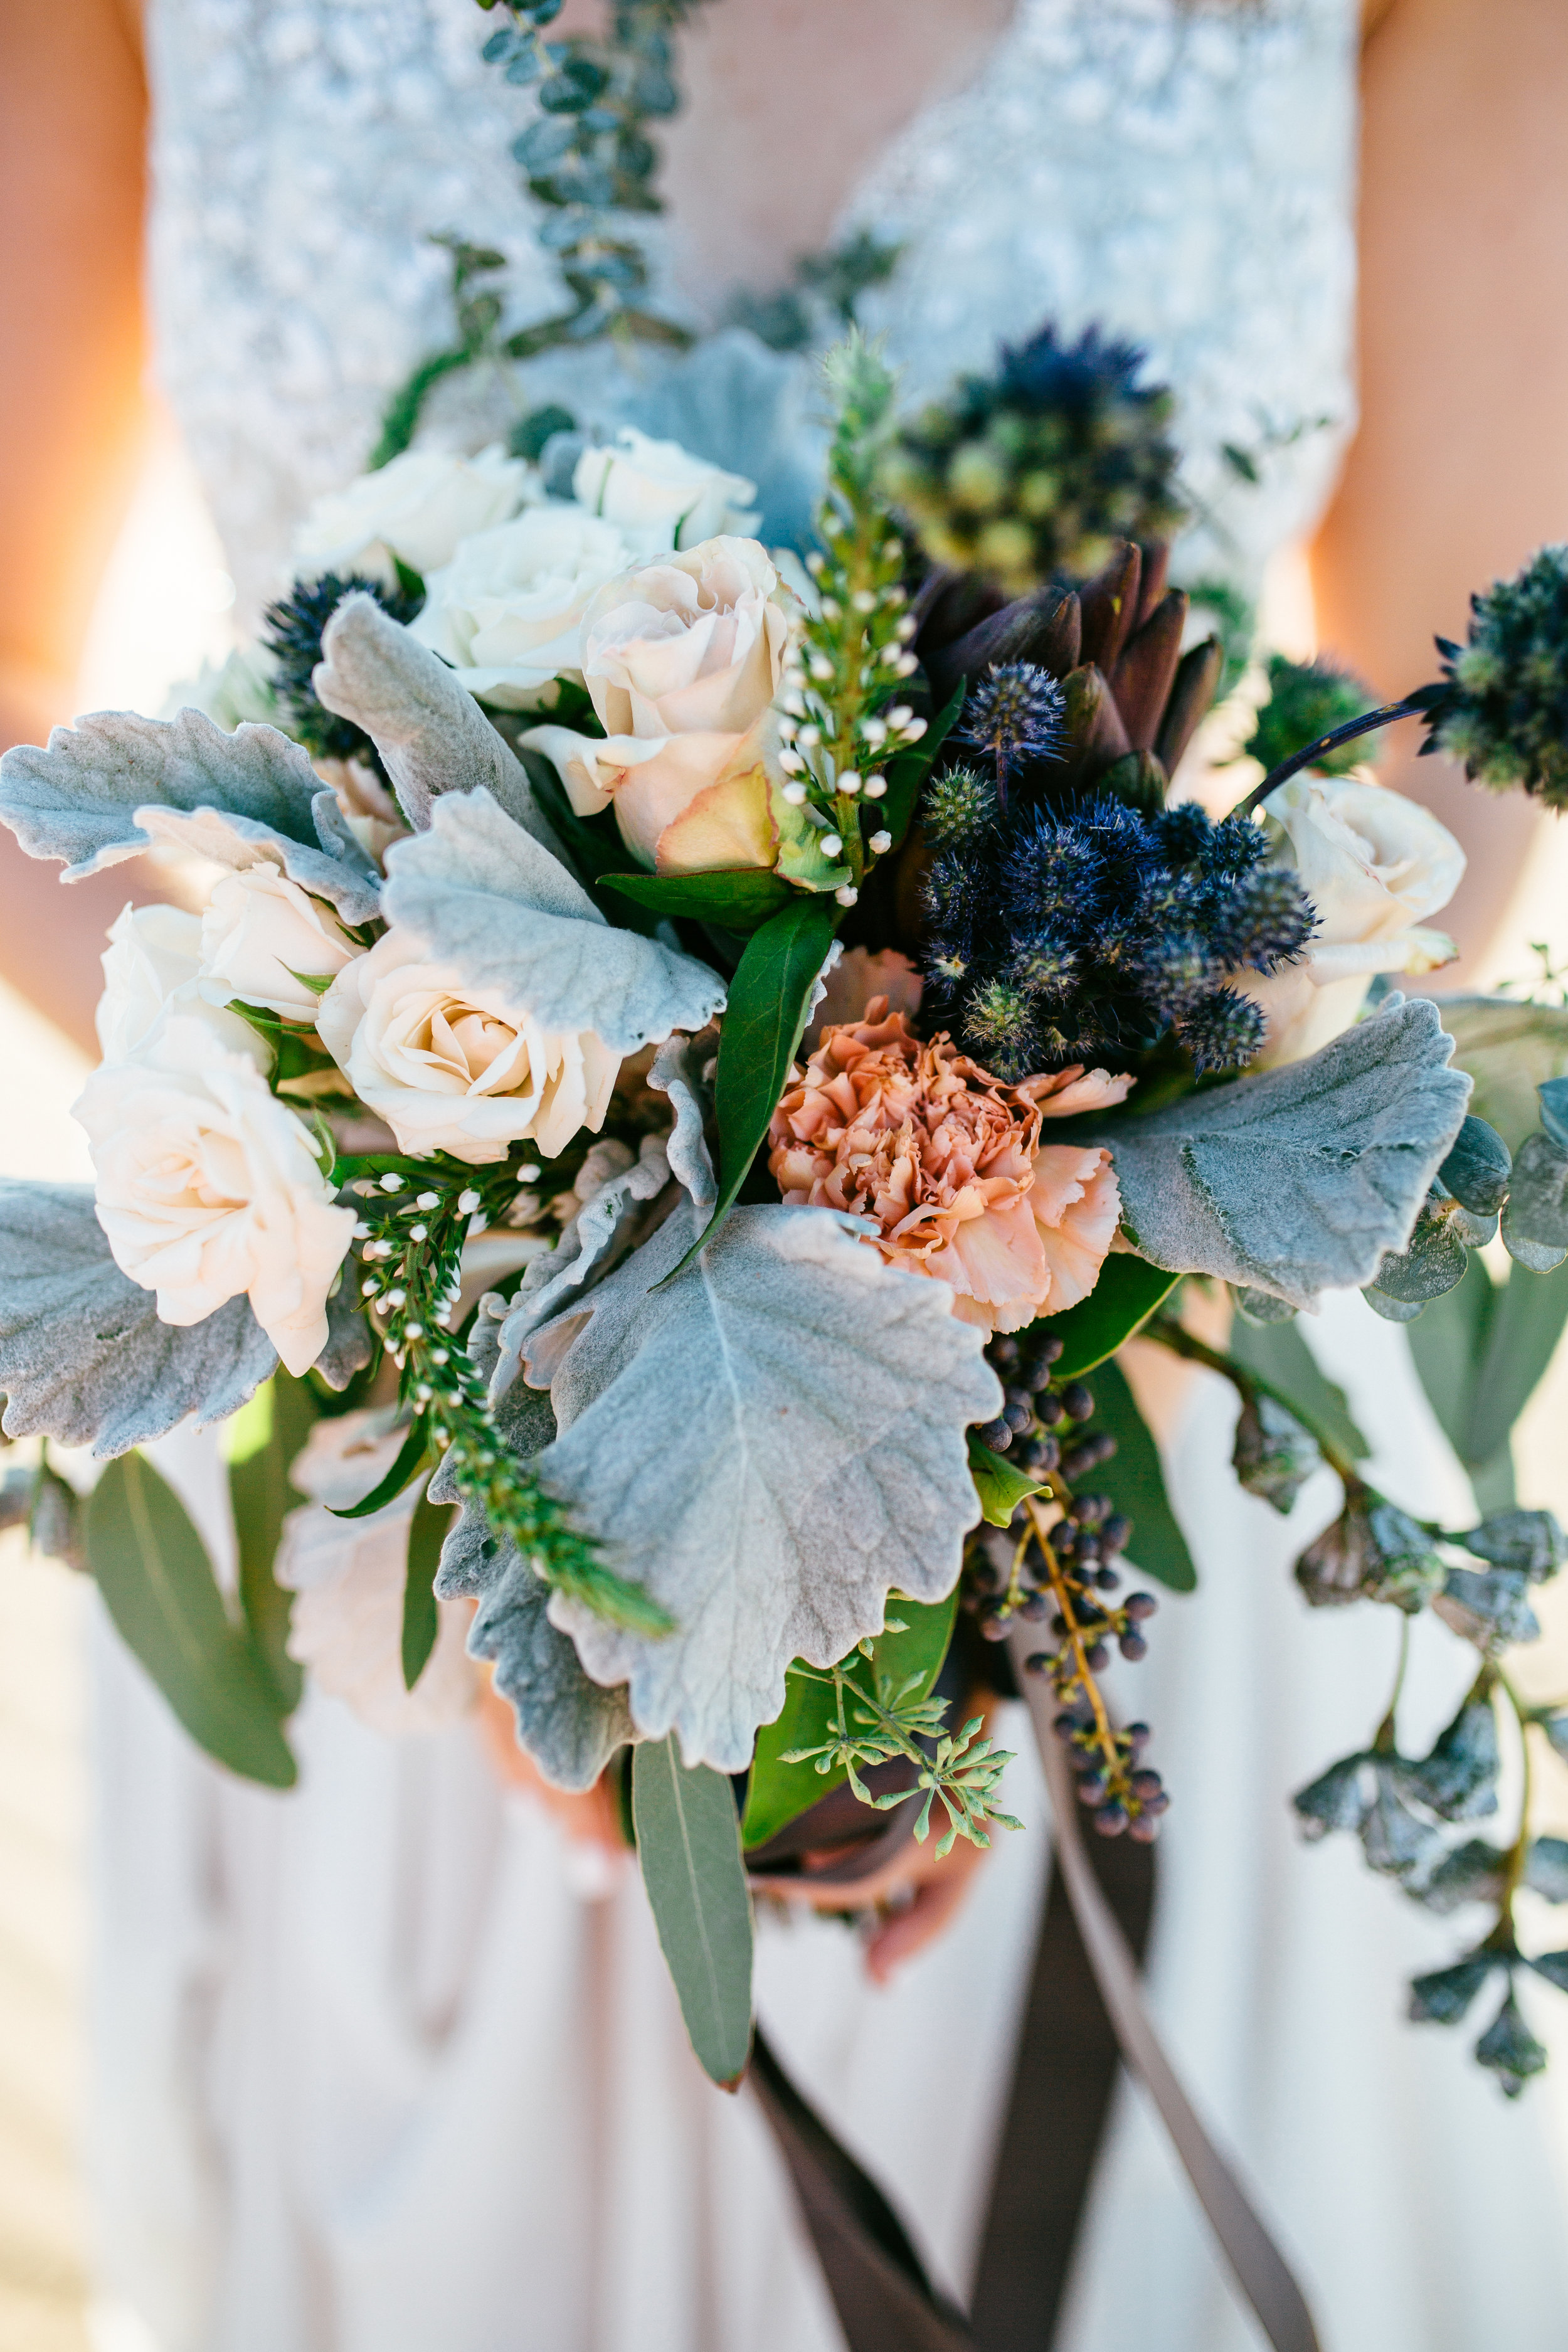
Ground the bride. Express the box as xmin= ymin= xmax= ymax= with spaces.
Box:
xmin=4 ymin=2 xmax=1568 ymax=2346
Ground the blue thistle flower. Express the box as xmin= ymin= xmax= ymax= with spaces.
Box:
xmin=921 ymin=763 xmax=997 ymax=845
xmin=1206 ymin=861 xmax=1316 ymax=972
xmin=955 ymin=664 xmax=1066 ymax=808
xmin=264 ymin=570 xmax=423 ymax=766
xmin=1175 ymin=988 xmax=1268 ymax=1074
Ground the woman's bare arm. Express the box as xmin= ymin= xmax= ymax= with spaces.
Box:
xmin=0 ymin=0 xmax=149 ymax=1051
xmin=1311 ymin=0 xmax=1568 ymax=979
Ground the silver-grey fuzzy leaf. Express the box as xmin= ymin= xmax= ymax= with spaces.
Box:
xmin=130 ymin=801 xmax=380 ymax=923
xmin=0 ymin=706 xmax=378 ymax=914
xmin=313 ymin=591 xmax=568 ymax=854
xmin=0 ymin=1182 xmax=276 ymax=1455
xmin=491 ymin=1137 xmax=675 ymax=1403
xmin=532 ymin=1200 xmax=1001 ymax=1771
xmin=381 ymin=788 xmax=726 ymax=1057
xmin=1094 ymin=999 xmax=1471 ymax=1309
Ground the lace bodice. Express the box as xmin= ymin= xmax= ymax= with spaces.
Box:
xmin=146 ymin=0 xmax=1359 ymax=625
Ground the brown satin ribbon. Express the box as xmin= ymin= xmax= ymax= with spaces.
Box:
xmin=747 ymin=1641 xmax=1324 ymax=2352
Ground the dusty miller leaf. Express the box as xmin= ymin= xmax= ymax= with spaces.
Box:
xmin=0 ymin=1182 xmax=276 ymax=1456
xmin=1091 ymin=999 xmax=1470 ymax=1308
xmin=532 ymin=1199 xmax=1002 ymax=1771
xmin=314 ymin=590 xmax=570 ymax=854
xmin=0 ymin=707 xmax=379 ymax=920
xmin=380 ymin=787 xmax=726 ymax=1057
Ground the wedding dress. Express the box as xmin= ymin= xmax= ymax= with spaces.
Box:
xmin=90 ymin=4 xmax=1568 ymax=2348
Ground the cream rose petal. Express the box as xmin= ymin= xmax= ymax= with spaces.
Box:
xmin=198 ymin=861 xmax=360 ymax=1020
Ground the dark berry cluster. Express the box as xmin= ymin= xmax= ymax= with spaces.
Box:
xmin=262 ymin=571 xmax=424 ymax=767
xmin=921 ymin=708 xmax=1316 ymax=1078
xmin=1052 ymin=1713 xmax=1168 ymax=1843
xmin=1414 ymin=543 xmax=1568 ymax=810
xmin=881 ymin=323 xmax=1185 ymax=596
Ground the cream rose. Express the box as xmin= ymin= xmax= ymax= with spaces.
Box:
xmin=293 ymin=444 xmax=534 ymax=586
xmin=96 ymin=902 xmax=204 ymax=1064
xmin=315 ymin=928 xmax=619 ymax=1164
xmin=1236 ymin=775 xmax=1466 ymax=1067
xmin=275 ymin=1411 xmax=475 ymax=1737
xmin=198 ymin=862 xmax=361 ymax=1020
xmin=521 ymin=536 xmax=796 ymax=874
xmin=73 ymin=1015 xmax=355 ymax=1376
xmin=573 ymin=428 xmax=759 ymax=552
xmin=408 ymin=504 xmax=636 ymax=708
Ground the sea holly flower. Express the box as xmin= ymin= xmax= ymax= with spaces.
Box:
xmin=72 ymin=1015 xmax=356 ymax=1378
xmin=766 ymin=1000 xmax=1127 ymax=1333
xmin=1414 ymin=543 xmax=1568 ymax=810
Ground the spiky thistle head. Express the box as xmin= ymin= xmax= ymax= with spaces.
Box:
xmin=1417 ymin=544 xmax=1568 ymax=809
xmin=921 ymin=763 xmax=997 ymax=845
xmin=1244 ymin=653 xmax=1384 ymax=781
xmin=1174 ymin=987 xmax=1268 ymax=1074
xmin=263 ymin=571 xmax=423 ymax=765
xmin=956 ymin=664 xmax=1066 ymax=805
xmin=881 ymin=322 xmax=1185 ymax=595
xmin=960 ymin=977 xmax=1038 ymax=1083
xmin=1207 ymin=860 xmax=1316 ymax=972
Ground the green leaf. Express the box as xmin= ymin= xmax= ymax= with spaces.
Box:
xmin=600 ymin=867 xmax=793 ymax=933
xmin=224 ymin=1372 xmax=319 ymax=1714
xmin=1047 ymin=1256 xmax=1181 ymax=1380
xmin=879 ymin=682 xmax=965 ymax=852
xmin=632 ymin=1734 xmax=755 ymax=2086
xmin=1407 ymin=1250 xmax=1496 ymax=1464
xmin=741 ymin=1589 xmax=959 ymax=1851
xmin=86 ymin=1453 xmax=297 ymax=1787
xmin=401 ymin=1478 xmax=449 ymax=1691
xmin=1228 ymin=1317 xmax=1370 ymax=1462
xmin=1463 ymin=1255 xmax=1568 ymax=1470
xmin=967 ymin=1434 xmax=1046 ymax=1528
xmin=327 ymin=1421 xmax=429 ymax=1520
xmin=1087 ymin=1359 xmax=1196 ymax=1592
xmin=660 ymin=893 xmax=840 ymax=1283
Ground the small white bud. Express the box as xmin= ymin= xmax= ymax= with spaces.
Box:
xmin=409 ymin=1222 xmax=428 ymax=1242
xmin=896 ymin=613 xmax=918 ymax=642
xmin=778 ymin=748 xmax=805 ymax=775
xmin=901 ymin=717 xmax=927 ymax=742
xmin=805 ymin=549 xmax=826 ymax=574
xmin=869 ymin=829 xmax=893 ymax=854
xmin=517 ymin=1165 xmax=541 ymax=1184
xmin=837 ymin=770 xmax=861 ymax=795
xmin=352 ymin=1219 xmax=371 ymax=1239
xmin=851 ymin=588 xmax=877 ymax=613
xmin=834 ymin=884 xmax=859 ymax=908
xmin=431 ymin=1348 xmax=450 ymax=1366
xmin=820 ymin=832 xmax=844 ymax=858
xmin=783 ymin=663 xmax=806 ymax=689
xmin=404 ymin=1321 xmax=424 ymax=1340
xmin=780 ymin=691 xmax=806 ymax=717
xmin=458 ymin=1189 xmax=482 ymax=1216
xmin=879 ymin=640 xmax=904 ymax=667
xmin=416 ymin=1191 xmax=439 ymax=1210
xmin=385 ymin=1288 xmax=407 ymax=1309
xmin=797 ymin=724 xmax=822 ymax=750
xmin=435 ymin=1428 xmax=452 ymax=1448
xmin=361 ymin=1278 xmax=381 ymax=1297
xmin=896 ymin=650 xmax=919 ymax=677
xmin=781 ymin=781 xmax=808 ymax=806
xmin=860 ymin=717 xmax=887 ymax=748
xmin=415 ymin=1383 xmax=433 ymax=1405
xmin=863 ymin=773 xmax=888 ymax=800
xmin=379 ymin=1172 xmax=404 ymax=1193
xmin=887 ymin=705 xmax=914 ymax=728
xmin=820 ymin=597 xmax=842 ymax=621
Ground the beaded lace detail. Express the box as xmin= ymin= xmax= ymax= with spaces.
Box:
xmin=146 ymin=0 xmax=1357 ymax=623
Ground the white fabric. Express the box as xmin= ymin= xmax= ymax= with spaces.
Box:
xmin=94 ymin=3 xmax=1568 ymax=2346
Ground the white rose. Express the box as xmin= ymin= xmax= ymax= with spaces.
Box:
xmin=96 ymin=902 xmax=204 ymax=1063
xmin=573 ymin=428 xmax=760 ymax=554
xmin=315 ymin=928 xmax=619 ymax=1164
xmin=198 ymin=862 xmax=361 ymax=1020
xmin=1236 ymin=774 xmax=1466 ymax=1067
xmin=275 ymin=1410 xmax=475 ymax=1738
xmin=408 ymin=504 xmax=636 ymax=709
xmin=293 ymin=445 xmax=534 ymax=586
xmin=73 ymin=1015 xmax=356 ymax=1377
xmin=521 ymin=535 xmax=795 ymax=874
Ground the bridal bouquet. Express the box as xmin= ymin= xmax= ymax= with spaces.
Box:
xmin=4 ymin=305 xmax=1568 ymax=2094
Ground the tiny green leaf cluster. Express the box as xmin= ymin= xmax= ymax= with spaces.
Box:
xmin=1242 ymin=652 xmax=1383 ymax=780
xmin=783 ymin=1652 xmax=1020 ymax=1860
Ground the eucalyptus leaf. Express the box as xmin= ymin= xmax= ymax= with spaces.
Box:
xmin=1083 ymin=1357 xmax=1196 ymax=1592
xmin=741 ymin=1590 xmax=959 ymax=1851
xmin=0 ymin=1182 xmax=276 ymax=1456
xmin=86 ymin=1452 xmax=296 ymax=1786
xmin=314 ymin=590 xmax=570 ymax=855
xmin=632 ymin=1733 xmax=755 ymax=2087
xmin=663 ymin=891 xmax=839 ymax=1282
xmin=0 ymin=704 xmax=374 ymax=908
xmin=600 ymin=867 xmax=795 ymax=933
xmin=1438 ymin=1115 xmax=1512 ymax=1216
xmin=224 ymin=1373 xmax=317 ymax=1715
xmin=1408 ymin=1953 xmax=1501 ymax=2026
xmin=1437 ymin=997 xmax=1568 ymax=1152
xmin=1046 ymin=1256 xmax=1180 ymax=1379
xmin=381 ymin=787 xmax=726 ymax=1057
xmin=1500 ymin=1132 xmax=1568 ymax=1263
xmin=1227 ymin=1316 xmax=1370 ymax=1462
xmin=1091 ymin=999 xmax=1470 ymax=1309
xmin=401 ymin=1483 xmax=450 ymax=1691
xmin=533 ymin=1200 xmax=1000 ymax=1770
xmin=1540 ymin=1078 xmax=1568 ymax=1153
xmin=1368 ymin=1198 xmax=1470 ymax=1304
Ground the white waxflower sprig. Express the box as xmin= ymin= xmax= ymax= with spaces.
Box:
xmin=775 ymin=337 xmax=928 ymax=909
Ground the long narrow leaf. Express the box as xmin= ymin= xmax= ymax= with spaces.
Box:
xmin=87 ymin=1453 xmax=296 ymax=1786
xmin=401 ymin=1480 xmax=448 ymax=1691
xmin=1088 ymin=1359 xmax=1196 ymax=1592
xmin=327 ymin=1421 xmax=428 ymax=1519
xmin=632 ymin=1734 xmax=755 ymax=2086
xmin=1467 ymin=1258 xmax=1568 ymax=1466
xmin=225 ymin=1372 xmax=317 ymax=1714
xmin=659 ymin=893 xmax=839 ymax=1284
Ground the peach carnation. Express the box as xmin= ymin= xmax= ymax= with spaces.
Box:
xmin=767 ymin=1000 xmax=1130 ymax=1334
